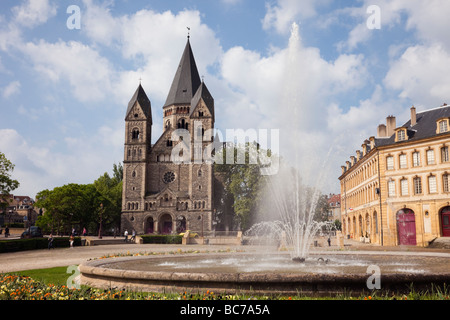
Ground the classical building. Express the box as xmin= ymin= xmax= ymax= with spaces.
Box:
xmin=121 ymin=38 xmax=215 ymax=235
xmin=339 ymin=104 xmax=450 ymax=246
xmin=326 ymin=194 xmax=341 ymax=222
xmin=0 ymin=194 xmax=38 ymax=226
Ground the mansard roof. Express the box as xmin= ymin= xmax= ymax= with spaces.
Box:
xmin=375 ymin=104 xmax=450 ymax=147
xmin=190 ymin=80 xmax=214 ymax=121
xmin=164 ymin=39 xmax=201 ymax=107
xmin=126 ymin=84 xmax=152 ymax=123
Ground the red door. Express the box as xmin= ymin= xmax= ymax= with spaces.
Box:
xmin=441 ymin=207 xmax=450 ymax=237
xmin=397 ymin=209 xmax=417 ymax=245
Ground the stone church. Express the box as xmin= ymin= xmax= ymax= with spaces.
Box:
xmin=121 ymin=37 xmax=216 ymax=235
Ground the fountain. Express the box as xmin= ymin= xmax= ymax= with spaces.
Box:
xmin=244 ymin=22 xmax=334 ymax=263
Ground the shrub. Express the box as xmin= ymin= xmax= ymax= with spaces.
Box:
xmin=140 ymin=235 xmax=182 ymax=244
xmin=0 ymin=237 xmax=81 ymax=253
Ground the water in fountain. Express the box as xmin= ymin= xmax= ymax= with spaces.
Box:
xmin=245 ymin=22 xmax=333 ymax=262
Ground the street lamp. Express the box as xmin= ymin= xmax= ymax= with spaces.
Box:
xmin=98 ymin=203 xmax=103 ymax=239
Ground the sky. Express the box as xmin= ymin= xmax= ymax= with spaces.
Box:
xmin=1 ymin=0 xmax=450 ymax=198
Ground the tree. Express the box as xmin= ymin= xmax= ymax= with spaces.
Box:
xmin=0 ymin=152 xmax=20 ymax=212
xmin=93 ymin=163 xmax=123 ymax=234
xmin=35 ymin=184 xmax=100 ymax=234
xmin=214 ymin=143 xmax=269 ymax=231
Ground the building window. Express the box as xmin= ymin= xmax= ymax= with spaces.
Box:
xmin=441 ymin=147 xmax=449 ymax=163
xmin=132 ymin=129 xmax=140 ymax=140
xmin=388 ymin=180 xmax=396 ymax=197
xmin=428 ymin=175 xmax=437 ymax=194
xmin=399 ymin=154 xmax=407 ymax=169
xmin=413 ymin=177 xmax=422 ymax=195
xmin=412 ymin=152 xmax=420 ymax=167
xmin=401 ymin=179 xmax=409 ymax=196
xmin=439 ymin=120 xmax=448 ymax=133
xmin=397 ymin=129 xmax=406 ymax=141
xmin=444 ymin=174 xmax=450 ymax=193
xmin=386 ymin=156 xmax=394 ymax=170
xmin=427 ymin=149 xmax=435 ymax=165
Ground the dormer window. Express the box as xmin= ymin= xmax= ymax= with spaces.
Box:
xmin=438 ymin=119 xmax=449 ymax=133
xmin=396 ymin=129 xmax=406 ymax=141
xmin=394 ymin=128 xmax=408 ymax=142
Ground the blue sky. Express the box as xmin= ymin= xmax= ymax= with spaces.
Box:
xmin=1 ymin=0 xmax=450 ymax=198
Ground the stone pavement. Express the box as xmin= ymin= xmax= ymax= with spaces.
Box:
xmin=0 ymin=237 xmax=449 ymax=273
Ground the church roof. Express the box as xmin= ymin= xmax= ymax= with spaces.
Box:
xmin=191 ymin=80 xmax=215 ymax=121
xmin=126 ymin=84 xmax=152 ymax=123
xmin=163 ymin=39 xmax=201 ymax=107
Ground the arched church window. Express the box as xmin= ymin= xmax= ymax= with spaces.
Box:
xmin=178 ymin=118 xmax=188 ymax=130
xmin=132 ymin=129 xmax=140 ymax=140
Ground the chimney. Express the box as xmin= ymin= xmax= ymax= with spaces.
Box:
xmin=410 ymin=106 xmax=417 ymax=126
xmin=377 ymin=124 xmax=387 ymax=137
xmin=386 ymin=116 xmax=396 ymax=137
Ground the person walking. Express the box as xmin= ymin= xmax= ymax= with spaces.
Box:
xmin=48 ymin=233 xmax=54 ymax=250
xmin=130 ymin=230 xmax=136 ymax=243
xmin=69 ymin=234 xmax=74 ymax=248
xmin=124 ymin=229 xmax=128 ymax=243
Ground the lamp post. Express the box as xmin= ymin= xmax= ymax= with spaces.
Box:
xmin=98 ymin=203 xmax=103 ymax=239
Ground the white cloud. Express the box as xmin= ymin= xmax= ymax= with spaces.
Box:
xmin=2 ymin=81 xmax=21 ymax=98
xmin=384 ymin=44 xmax=450 ymax=107
xmin=22 ymin=40 xmax=115 ymax=102
xmin=262 ymin=0 xmax=329 ymax=34
xmin=12 ymin=0 xmax=57 ymax=28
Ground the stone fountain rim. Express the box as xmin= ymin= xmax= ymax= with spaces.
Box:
xmin=79 ymin=251 xmax=450 ymax=285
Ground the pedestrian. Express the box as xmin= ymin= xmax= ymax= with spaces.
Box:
xmin=82 ymin=227 xmax=87 ymax=237
xmin=130 ymin=230 xmax=136 ymax=243
xmin=48 ymin=233 xmax=54 ymax=250
xmin=5 ymin=226 xmax=9 ymax=238
xmin=124 ymin=229 xmax=128 ymax=242
xmin=327 ymin=236 xmax=331 ymax=247
xmin=69 ymin=234 xmax=74 ymax=248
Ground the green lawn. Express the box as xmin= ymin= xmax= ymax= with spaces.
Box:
xmin=17 ymin=266 xmax=71 ymax=286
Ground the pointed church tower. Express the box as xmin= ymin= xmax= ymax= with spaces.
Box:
xmin=122 ymin=83 xmax=152 ymax=217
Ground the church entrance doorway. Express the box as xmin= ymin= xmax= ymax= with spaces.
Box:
xmin=160 ymin=214 xmax=173 ymax=234
xmin=146 ymin=217 xmax=154 ymax=234
xmin=397 ymin=209 xmax=417 ymax=245
xmin=440 ymin=206 xmax=450 ymax=237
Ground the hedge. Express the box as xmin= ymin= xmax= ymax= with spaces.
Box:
xmin=0 ymin=237 xmax=82 ymax=253
xmin=140 ymin=235 xmax=182 ymax=244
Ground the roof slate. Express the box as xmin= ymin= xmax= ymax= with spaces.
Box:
xmin=375 ymin=105 xmax=450 ymax=147
xmin=126 ymin=84 xmax=152 ymax=123
xmin=164 ymin=39 xmax=201 ymax=107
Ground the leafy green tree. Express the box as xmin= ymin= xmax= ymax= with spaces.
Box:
xmin=93 ymin=163 xmax=123 ymax=233
xmin=0 ymin=152 xmax=20 ymax=213
xmin=214 ymin=143 xmax=269 ymax=231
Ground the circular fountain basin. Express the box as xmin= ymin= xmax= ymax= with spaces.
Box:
xmin=79 ymin=251 xmax=450 ymax=296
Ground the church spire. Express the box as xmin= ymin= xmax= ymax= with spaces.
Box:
xmin=163 ymin=38 xmax=201 ymax=107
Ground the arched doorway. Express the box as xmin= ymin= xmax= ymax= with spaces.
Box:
xmin=397 ymin=209 xmax=417 ymax=245
xmin=440 ymin=206 xmax=450 ymax=237
xmin=146 ymin=217 xmax=154 ymax=234
xmin=160 ymin=214 xmax=173 ymax=234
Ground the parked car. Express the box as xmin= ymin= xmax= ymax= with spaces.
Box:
xmin=21 ymin=226 xmax=43 ymax=239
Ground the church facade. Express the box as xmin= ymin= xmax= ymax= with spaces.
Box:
xmin=121 ymin=38 xmax=215 ymax=235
